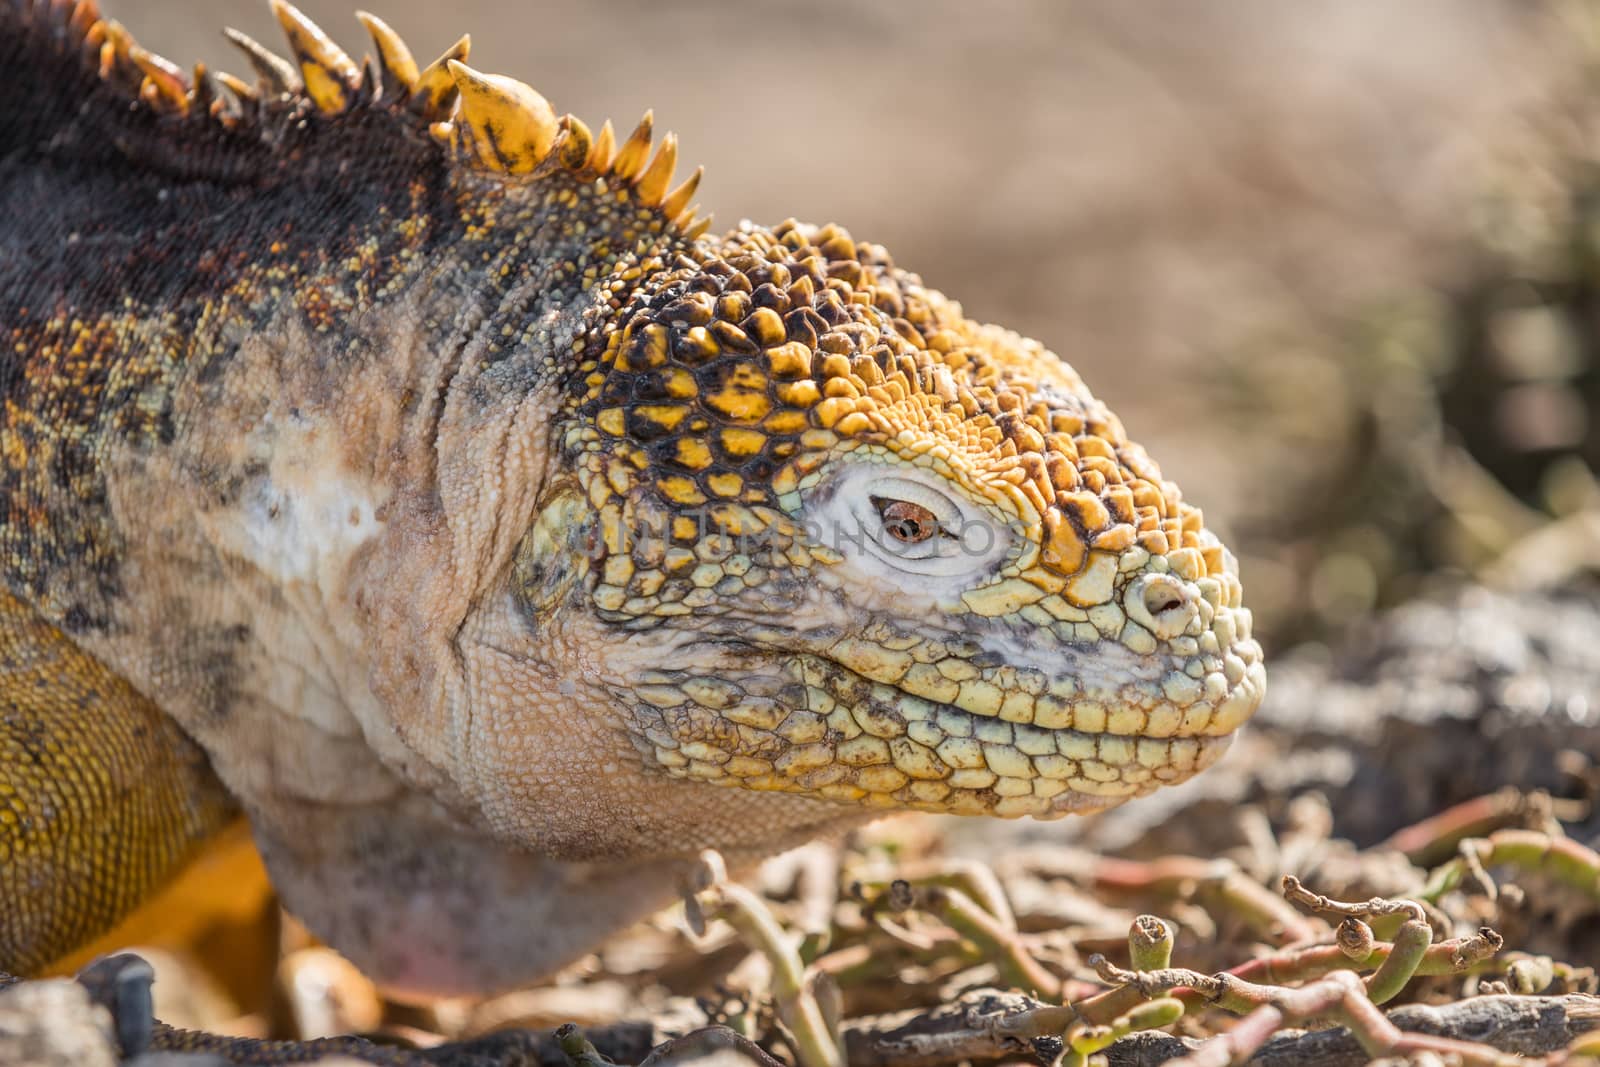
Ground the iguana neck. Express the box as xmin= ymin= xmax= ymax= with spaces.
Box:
xmin=0 ymin=123 xmax=681 ymax=636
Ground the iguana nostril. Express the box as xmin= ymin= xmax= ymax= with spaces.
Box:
xmin=1127 ymin=574 xmax=1198 ymax=640
xmin=1150 ymin=594 xmax=1183 ymax=615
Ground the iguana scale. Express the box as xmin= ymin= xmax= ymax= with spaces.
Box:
xmin=0 ymin=0 xmax=1265 ymax=999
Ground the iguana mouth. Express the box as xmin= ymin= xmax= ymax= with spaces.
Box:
xmin=627 ymin=647 xmax=1248 ymax=819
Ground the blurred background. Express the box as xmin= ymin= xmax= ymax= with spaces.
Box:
xmin=126 ymin=0 xmax=1599 ymax=653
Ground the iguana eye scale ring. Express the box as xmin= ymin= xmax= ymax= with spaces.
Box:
xmin=0 ymin=0 xmax=1264 ymax=994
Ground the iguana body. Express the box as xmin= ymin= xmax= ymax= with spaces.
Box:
xmin=0 ymin=0 xmax=1265 ymax=996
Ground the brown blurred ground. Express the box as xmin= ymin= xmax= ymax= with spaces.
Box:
xmin=126 ymin=0 xmax=1597 ymax=645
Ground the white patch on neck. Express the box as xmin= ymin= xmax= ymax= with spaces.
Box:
xmin=239 ymin=476 xmax=382 ymax=586
xmin=227 ymin=438 xmax=388 ymax=595
xmin=194 ymin=425 xmax=400 ymax=779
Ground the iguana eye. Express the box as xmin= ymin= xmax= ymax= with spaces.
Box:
xmin=872 ymin=497 xmax=943 ymax=545
xmin=801 ymin=463 xmax=1014 ymax=586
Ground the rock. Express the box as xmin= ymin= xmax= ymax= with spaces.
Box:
xmin=0 ymin=978 xmax=119 ymax=1067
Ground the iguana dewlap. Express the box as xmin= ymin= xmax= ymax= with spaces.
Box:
xmin=0 ymin=0 xmax=1265 ymax=994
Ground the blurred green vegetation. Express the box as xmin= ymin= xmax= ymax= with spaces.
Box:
xmin=1209 ymin=25 xmax=1600 ymax=650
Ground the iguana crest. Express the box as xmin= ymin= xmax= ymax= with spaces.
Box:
xmin=3 ymin=0 xmax=705 ymax=231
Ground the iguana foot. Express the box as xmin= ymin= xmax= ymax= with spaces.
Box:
xmin=73 ymin=953 xmax=157 ymax=1061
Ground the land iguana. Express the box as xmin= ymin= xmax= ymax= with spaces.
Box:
xmin=0 ymin=0 xmax=1265 ymax=1000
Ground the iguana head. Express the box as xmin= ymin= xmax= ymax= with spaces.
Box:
xmin=546 ymin=220 xmax=1264 ymax=819
xmin=298 ymin=5 xmax=1267 ymax=823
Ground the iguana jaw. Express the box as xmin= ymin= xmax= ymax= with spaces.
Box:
xmin=601 ymin=558 xmax=1258 ymax=819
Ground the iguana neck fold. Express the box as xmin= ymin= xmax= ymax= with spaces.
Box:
xmin=0 ymin=0 xmax=698 ymax=633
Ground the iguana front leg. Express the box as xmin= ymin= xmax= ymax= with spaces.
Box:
xmin=0 ymin=592 xmax=237 ymax=975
